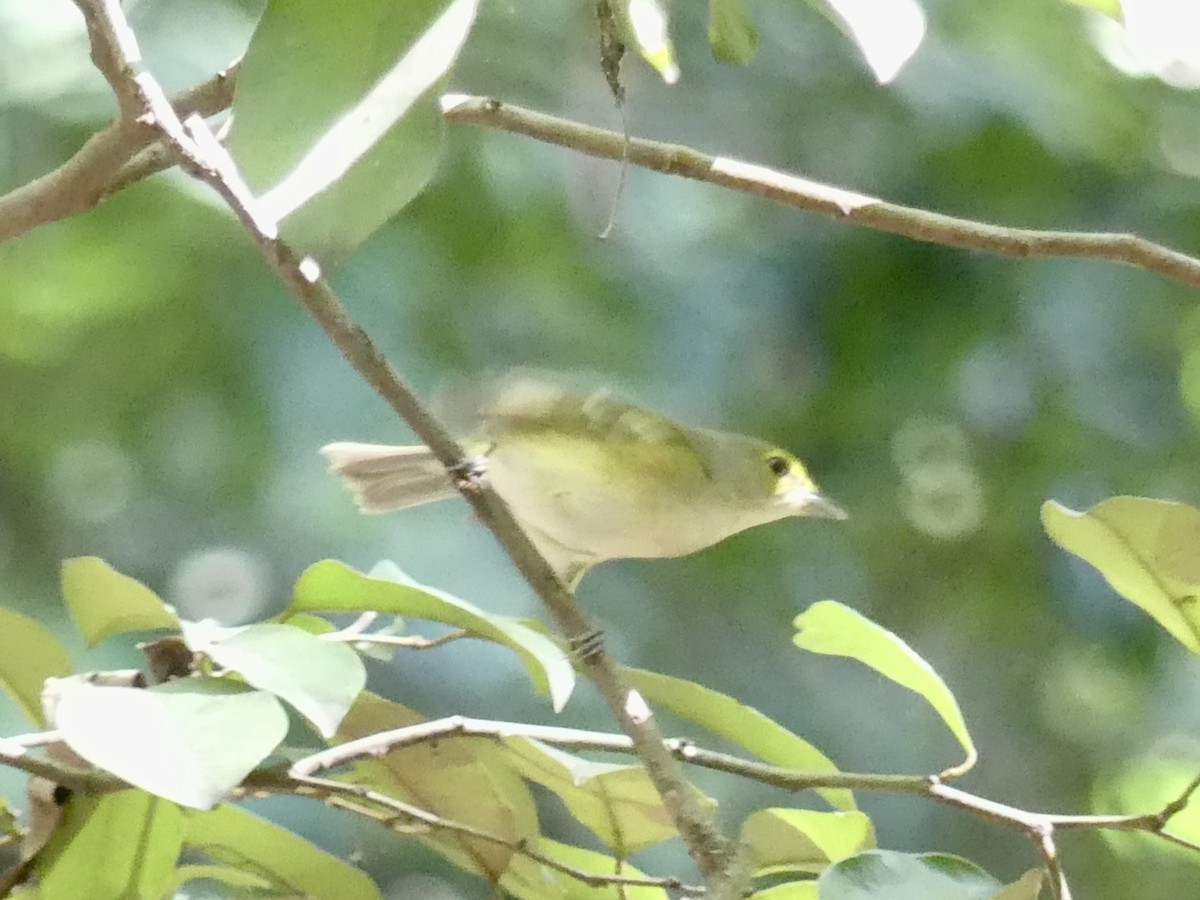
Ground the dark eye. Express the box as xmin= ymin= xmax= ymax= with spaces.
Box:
xmin=766 ymin=454 xmax=791 ymax=478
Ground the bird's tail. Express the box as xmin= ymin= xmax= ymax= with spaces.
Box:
xmin=320 ymin=443 xmax=457 ymax=513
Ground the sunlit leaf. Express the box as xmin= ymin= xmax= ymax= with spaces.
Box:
xmin=170 ymin=864 xmax=275 ymax=894
xmin=36 ymin=791 xmax=184 ymax=900
xmin=793 ymin=601 xmax=976 ymax=768
xmin=624 ymin=0 xmax=681 ymax=84
xmin=504 ymin=738 xmax=705 ymax=854
xmin=290 ymin=559 xmax=574 ymax=711
xmin=749 ymin=882 xmax=820 ymax=900
xmin=1060 ymin=0 xmax=1122 ymax=21
xmin=807 ymin=0 xmax=926 ymax=84
xmin=52 ymin=678 xmax=287 ymax=809
xmin=337 ymin=692 xmax=540 ymax=879
xmin=180 ymin=620 xmax=364 ymax=737
xmin=1042 ymin=497 xmax=1200 ymax=653
xmin=819 ymin=850 xmax=1002 ymax=899
xmin=742 ymin=807 xmax=875 ymax=876
xmin=230 ymin=0 xmax=482 ymax=265
xmin=185 ymin=805 xmax=381 ymax=899
xmin=500 ymin=837 xmax=669 ymax=899
xmin=709 ymin=0 xmax=758 ymax=64
xmin=990 ymin=869 xmax=1045 ymax=900
xmin=625 ymin=668 xmax=855 ymax=811
xmin=61 ymin=557 xmax=177 ymax=647
xmin=0 ymin=608 xmax=72 ymax=725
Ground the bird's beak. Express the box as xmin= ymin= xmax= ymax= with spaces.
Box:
xmin=783 ymin=489 xmax=848 ymax=520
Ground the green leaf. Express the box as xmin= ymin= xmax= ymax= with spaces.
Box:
xmin=52 ymin=678 xmax=287 ymax=809
xmin=0 ymin=608 xmax=73 ymax=725
xmin=793 ymin=601 xmax=976 ymax=768
xmin=1042 ymin=497 xmax=1200 ymax=653
xmin=185 ymin=804 xmax=381 ymax=899
xmin=749 ymin=882 xmax=819 ymax=900
xmin=625 ymin=668 xmax=856 ymax=811
xmin=290 ymin=559 xmax=574 ymax=711
xmin=337 ymin=692 xmax=540 ymax=879
xmin=180 ymin=620 xmax=364 ymax=737
xmin=742 ymin=808 xmax=875 ymax=876
xmin=818 ymin=850 xmax=1002 ymax=900
xmin=989 ymin=869 xmax=1045 ymax=900
xmin=36 ymin=791 xmax=185 ymax=900
xmin=709 ymin=0 xmax=758 ymax=64
xmin=500 ymin=837 xmax=669 ymax=899
xmin=169 ymin=864 xmax=275 ymax=894
xmin=623 ymin=0 xmax=681 ymax=84
xmin=807 ymin=0 xmax=926 ymax=84
xmin=61 ymin=557 xmax=177 ymax=647
xmin=504 ymin=738 xmax=706 ymax=855
xmin=230 ymin=0 xmax=481 ymax=265
xmin=1059 ymin=0 xmax=1122 ymax=20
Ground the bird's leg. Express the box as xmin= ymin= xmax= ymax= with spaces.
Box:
xmin=569 ymin=626 xmax=607 ymax=664
xmin=449 ymin=453 xmax=488 ymax=493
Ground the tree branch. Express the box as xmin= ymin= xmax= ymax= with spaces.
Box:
xmin=6 ymin=59 xmax=1200 ymax=298
xmin=439 ymin=95 xmax=1200 ymax=290
xmin=68 ymin=0 xmax=733 ymax=884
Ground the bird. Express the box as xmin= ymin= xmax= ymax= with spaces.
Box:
xmin=321 ymin=373 xmax=845 ymax=588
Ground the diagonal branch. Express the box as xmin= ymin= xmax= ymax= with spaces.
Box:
xmin=68 ymin=0 xmax=733 ymax=885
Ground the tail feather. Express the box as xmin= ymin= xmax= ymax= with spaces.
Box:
xmin=320 ymin=443 xmax=457 ymax=513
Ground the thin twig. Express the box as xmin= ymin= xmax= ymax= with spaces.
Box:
xmin=0 ymin=58 xmax=239 ymax=244
xmin=282 ymin=772 xmax=701 ymax=894
xmin=5 ymin=61 xmax=1200 ymax=298
xmin=321 ymin=628 xmax=472 ymax=650
xmin=440 ymin=95 xmax=1200 ymax=291
xmin=1031 ymin=826 xmax=1070 ymax=900
xmin=68 ymin=0 xmax=733 ymax=883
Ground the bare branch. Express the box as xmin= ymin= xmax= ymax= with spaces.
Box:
xmin=440 ymin=95 xmax=1200 ymax=291
xmin=0 ymin=59 xmax=237 ymax=244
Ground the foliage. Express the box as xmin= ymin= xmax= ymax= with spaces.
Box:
xmin=3 ymin=0 xmax=1200 ymax=897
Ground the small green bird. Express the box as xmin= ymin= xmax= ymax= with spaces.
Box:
xmin=322 ymin=374 xmax=845 ymax=587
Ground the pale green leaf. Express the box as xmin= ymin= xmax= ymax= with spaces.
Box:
xmin=0 ymin=608 xmax=72 ymax=725
xmin=710 ymin=0 xmax=758 ymax=64
xmin=1060 ymin=0 xmax=1122 ymax=20
xmin=170 ymin=864 xmax=275 ymax=894
xmin=61 ymin=557 xmax=177 ymax=646
xmin=1042 ymin=497 xmax=1200 ymax=653
xmin=290 ymin=559 xmax=574 ymax=711
xmin=36 ymin=791 xmax=185 ymax=900
xmin=989 ymin=869 xmax=1045 ymax=900
xmin=624 ymin=0 xmax=681 ymax=84
xmin=625 ymin=668 xmax=855 ymax=811
xmin=337 ymin=692 xmax=540 ymax=879
xmin=230 ymin=0 xmax=480 ymax=265
xmin=500 ymin=837 xmax=669 ymax=899
xmin=52 ymin=678 xmax=287 ymax=809
xmin=504 ymin=738 xmax=705 ymax=854
xmin=742 ymin=807 xmax=875 ymax=876
xmin=819 ymin=850 xmax=1002 ymax=899
xmin=180 ymin=620 xmax=364 ymax=737
xmin=186 ymin=805 xmax=381 ymax=899
xmin=750 ymin=882 xmax=820 ymax=900
xmin=793 ymin=601 xmax=975 ymax=767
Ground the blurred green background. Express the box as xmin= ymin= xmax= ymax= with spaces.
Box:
xmin=3 ymin=0 xmax=1200 ymax=896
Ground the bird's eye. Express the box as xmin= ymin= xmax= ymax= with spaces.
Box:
xmin=766 ymin=454 xmax=791 ymax=478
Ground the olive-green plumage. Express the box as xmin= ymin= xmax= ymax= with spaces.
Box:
xmin=322 ymin=374 xmax=844 ymax=586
